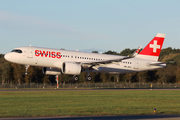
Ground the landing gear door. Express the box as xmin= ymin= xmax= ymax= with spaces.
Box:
xmin=134 ymin=59 xmax=138 ymax=69
xmin=28 ymin=48 xmax=33 ymax=58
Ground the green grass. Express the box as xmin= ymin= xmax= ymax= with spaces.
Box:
xmin=0 ymin=90 xmax=180 ymax=117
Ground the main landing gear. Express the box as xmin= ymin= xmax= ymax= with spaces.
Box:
xmin=86 ymin=76 xmax=92 ymax=81
xmin=73 ymin=75 xmax=79 ymax=81
xmin=85 ymin=71 xmax=92 ymax=81
xmin=72 ymin=75 xmax=92 ymax=81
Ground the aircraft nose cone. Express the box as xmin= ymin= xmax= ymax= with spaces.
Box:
xmin=4 ymin=53 xmax=11 ymax=61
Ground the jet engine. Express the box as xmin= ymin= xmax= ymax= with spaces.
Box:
xmin=62 ymin=62 xmax=81 ymax=75
xmin=43 ymin=67 xmax=61 ymax=75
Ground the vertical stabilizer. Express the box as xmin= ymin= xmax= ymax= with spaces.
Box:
xmin=137 ymin=33 xmax=166 ymax=61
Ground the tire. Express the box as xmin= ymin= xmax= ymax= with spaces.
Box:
xmin=73 ymin=76 xmax=79 ymax=81
xmin=86 ymin=76 xmax=92 ymax=81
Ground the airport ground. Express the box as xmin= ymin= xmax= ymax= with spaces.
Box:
xmin=1 ymin=88 xmax=180 ymax=120
xmin=1 ymin=82 xmax=179 ymax=89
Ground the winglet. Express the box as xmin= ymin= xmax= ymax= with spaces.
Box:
xmin=130 ymin=46 xmax=142 ymax=57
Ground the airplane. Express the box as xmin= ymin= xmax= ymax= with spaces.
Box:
xmin=4 ymin=33 xmax=167 ymax=81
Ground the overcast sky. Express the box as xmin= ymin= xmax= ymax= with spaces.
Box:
xmin=0 ymin=0 xmax=180 ymax=54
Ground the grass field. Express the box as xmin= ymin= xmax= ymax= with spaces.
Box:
xmin=0 ymin=89 xmax=180 ymax=117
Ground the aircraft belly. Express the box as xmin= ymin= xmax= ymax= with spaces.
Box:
xmin=97 ymin=63 xmax=136 ymax=74
xmin=21 ymin=57 xmax=55 ymax=67
xmin=98 ymin=67 xmax=135 ymax=74
xmin=35 ymin=57 xmax=55 ymax=67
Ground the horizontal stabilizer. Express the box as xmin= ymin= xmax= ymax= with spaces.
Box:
xmin=147 ymin=61 xmax=174 ymax=66
xmin=147 ymin=62 xmax=166 ymax=66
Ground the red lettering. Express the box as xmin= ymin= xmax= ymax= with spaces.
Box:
xmin=39 ymin=50 xmax=43 ymax=57
xmin=52 ymin=51 xmax=55 ymax=58
xmin=35 ymin=50 xmax=61 ymax=59
xmin=35 ymin=50 xmax=39 ymax=56
xmin=42 ymin=51 xmax=48 ymax=57
xmin=49 ymin=51 xmax=51 ymax=58
xmin=57 ymin=52 xmax=61 ymax=59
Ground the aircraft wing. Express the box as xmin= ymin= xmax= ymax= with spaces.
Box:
xmin=79 ymin=46 xmax=142 ymax=67
xmin=79 ymin=56 xmax=133 ymax=67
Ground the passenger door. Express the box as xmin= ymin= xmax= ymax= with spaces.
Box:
xmin=28 ymin=48 xmax=33 ymax=58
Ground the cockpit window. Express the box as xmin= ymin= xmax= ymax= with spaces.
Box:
xmin=11 ymin=49 xmax=22 ymax=53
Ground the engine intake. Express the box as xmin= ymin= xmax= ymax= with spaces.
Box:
xmin=62 ymin=62 xmax=81 ymax=75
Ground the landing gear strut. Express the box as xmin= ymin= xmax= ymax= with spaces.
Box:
xmin=85 ymin=70 xmax=92 ymax=81
xmin=25 ymin=65 xmax=29 ymax=75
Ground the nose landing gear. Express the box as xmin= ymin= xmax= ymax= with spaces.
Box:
xmin=25 ymin=65 xmax=29 ymax=75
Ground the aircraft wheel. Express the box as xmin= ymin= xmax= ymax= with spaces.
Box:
xmin=86 ymin=76 xmax=92 ymax=81
xmin=73 ymin=76 xmax=79 ymax=81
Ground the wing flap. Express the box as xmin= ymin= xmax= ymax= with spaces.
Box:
xmin=80 ymin=56 xmax=133 ymax=67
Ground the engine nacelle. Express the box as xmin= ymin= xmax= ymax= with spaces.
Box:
xmin=62 ymin=62 xmax=81 ymax=75
xmin=43 ymin=67 xmax=61 ymax=75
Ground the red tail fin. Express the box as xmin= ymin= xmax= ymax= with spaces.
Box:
xmin=137 ymin=33 xmax=166 ymax=61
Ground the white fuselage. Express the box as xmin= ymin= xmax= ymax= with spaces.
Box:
xmin=4 ymin=46 xmax=166 ymax=74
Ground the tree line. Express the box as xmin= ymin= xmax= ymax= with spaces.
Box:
xmin=0 ymin=47 xmax=180 ymax=84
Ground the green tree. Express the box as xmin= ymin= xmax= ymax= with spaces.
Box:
xmin=25 ymin=66 xmax=36 ymax=83
xmin=104 ymin=50 xmax=119 ymax=55
xmin=1 ymin=62 xmax=11 ymax=84
xmin=42 ymin=75 xmax=50 ymax=83
xmin=92 ymin=51 xmax=98 ymax=53
xmin=176 ymin=67 xmax=180 ymax=83
xmin=137 ymin=71 xmax=150 ymax=83
xmin=120 ymin=48 xmax=136 ymax=56
xmin=11 ymin=63 xmax=25 ymax=85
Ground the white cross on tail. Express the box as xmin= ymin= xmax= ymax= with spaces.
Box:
xmin=149 ymin=40 xmax=160 ymax=53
